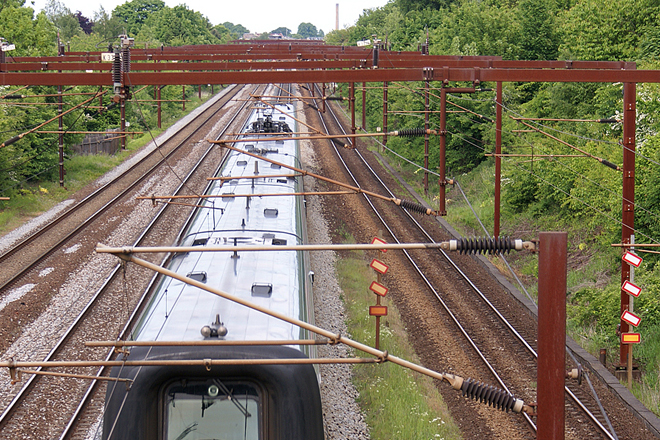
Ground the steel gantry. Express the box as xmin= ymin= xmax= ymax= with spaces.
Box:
xmin=2 ymin=41 xmax=658 ymax=431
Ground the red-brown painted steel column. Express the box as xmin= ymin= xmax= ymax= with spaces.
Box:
xmin=322 ymin=82 xmax=326 ymax=113
xmin=382 ymin=81 xmax=388 ymax=151
xmin=538 ymin=231 xmax=567 ymax=440
xmin=494 ymin=82 xmax=502 ymax=237
xmin=619 ymin=81 xmax=636 ymax=366
xmin=157 ymin=85 xmax=162 ymax=129
xmin=438 ymin=87 xmax=447 ymax=216
xmin=120 ymin=98 xmax=126 ymax=150
xmin=362 ymin=81 xmax=366 ymax=131
xmin=58 ymin=85 xmax=64 ymax=187
xmin=350 ymin=82 xmax=356 ymax=147
xmin=424 ymin=80 xmax=430 ymax=195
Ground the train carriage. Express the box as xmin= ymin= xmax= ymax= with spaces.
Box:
xmin=103 ymin=103 xmax=324 ymax=440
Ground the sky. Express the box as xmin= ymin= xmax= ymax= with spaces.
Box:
xmin=27 ymin=0 xmax=390 ymax=35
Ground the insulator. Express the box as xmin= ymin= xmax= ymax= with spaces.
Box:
xmin=396 ymin=128 xmax=427 ymax=137
xmin=460 ymin=378 xmax=520 ymax=412
xmin=112 ymin=51 xmax=122 ymax=84
xmin=325 ymin=96 xmax=345 ymax=101
xmin=373 ymin=46 xmax=379 ymax=67
xmin=399 ymin=199 xmax=430 ymax=215
xmin=121 ymin=46 xmax=131 ymax=73
xmin=2 ymin=94 xmax=24 ymax=99
xmin=600 ymin=159 xmax=619 ymax=170
xmin=599 ymin=118 xmax=618 ymax=123
xmin=308 ymin=103 xmax=319 ymax=111
xmin=450 ymin=237 xmax=522 ymax=254
xmin=330 ymin=138 xmax=348 ymax=148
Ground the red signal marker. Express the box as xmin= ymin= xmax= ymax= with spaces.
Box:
xmin=369 ymin=281 xmax=388 ymax=297
xmin=622 ymin=252 xmax=642 ymax=267
xmin=621 ymin=333 xmax=641 ymax=344
xmin=621 ymin=310 xmax=641 ymax=327
xmin=372 ymin=237 xmax=387 ymax=252
xmin=622 ymin=280 xmax=641 ymax=297
xmin=369 ymin=305 xmax=388 ymax=316
xmin=370 ymin=259 xmax=389 ymax=275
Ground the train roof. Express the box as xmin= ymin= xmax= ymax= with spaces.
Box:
xmin=132 ymin=104 xmax=308 ymax=343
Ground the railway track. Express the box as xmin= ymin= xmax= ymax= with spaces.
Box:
xmin=0 ymin=84 xmax=271 ymax=439
xmin=304 ymin=84 xmax=649 ymax=439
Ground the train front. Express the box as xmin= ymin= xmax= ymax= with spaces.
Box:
xmin=103 ymin=104 xmax=323 ymax=440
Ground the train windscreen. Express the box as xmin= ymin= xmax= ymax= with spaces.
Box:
xmin=165 ymin=380 xmax=260 ymax=440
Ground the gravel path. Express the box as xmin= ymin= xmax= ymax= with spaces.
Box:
xmin=301 ymin=133 xmax=371 ymax=440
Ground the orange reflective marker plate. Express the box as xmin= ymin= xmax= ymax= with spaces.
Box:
xmin=369 ymin=281 xmax=388 ymax=297
xmin=621 ymin=333 xmax=641 ymax=344
xmin=370 ymin=259 xmax=389 ymax=275
xmin=369 ymin=305 xmax=388 ymax=316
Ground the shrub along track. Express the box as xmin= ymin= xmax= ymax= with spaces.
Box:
xmin=301 ymin=86 xmax=654 ymax=440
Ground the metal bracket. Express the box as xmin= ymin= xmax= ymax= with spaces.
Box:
xmin=423 ymin=67 xmax=434 ymax=81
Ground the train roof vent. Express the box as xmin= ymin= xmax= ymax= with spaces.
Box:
xmin=272 ymin=238 xmax=287 ymax=245
xmin=187 ymin=271 xmax=208 ymax=283
xmin=237 ymin=160 xmax=248 ymax=166
xmin=230 ymin=180 xmax=238 ymax=185
xmin=192 ymin=237 xmax=208 ymax=246
xmin=264 ymin=208 xmax=278 ymax=218
xmin=277 ymin=179 xmax=287 ymax=184
xmin=275 ymin=140 xmax=284 ymax=144
xmin=270 ymin=163 xmax=281 ymax=169
xmin=279 ymin=116 xmax=286 ymax=120
xmin=251 ymin=283 xmax=272 ymax=297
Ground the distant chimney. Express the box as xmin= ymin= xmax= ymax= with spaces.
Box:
xmin=336 ymin=4 xmax=339 ymax=31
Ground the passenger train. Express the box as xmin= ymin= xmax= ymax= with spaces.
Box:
xmin=103 ymin=101 xmax=324 ymax=440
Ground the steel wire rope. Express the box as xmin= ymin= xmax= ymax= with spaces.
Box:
xmin=510 ymin=130 xmax=660 ymax=234
xmin=369 ymin=83 xmax=660 ymax=243
xmin=0 ymin=87 xmax=103 ymax=194
xmin=125 ymin=74 xmax=206 ymax=200
xmin=324 ymin=90 xmax=618 ymax=439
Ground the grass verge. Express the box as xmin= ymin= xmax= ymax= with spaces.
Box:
xmin=335 ymin=228 xmax=461 ymax=440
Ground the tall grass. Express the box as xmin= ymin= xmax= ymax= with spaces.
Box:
xmin=335 ymin=240 xmax=461 ymax=440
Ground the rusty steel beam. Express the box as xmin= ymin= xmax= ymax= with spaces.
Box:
xmin=4 ymin=65 xmax=658 ymax=87
xmin=538 ymin=231 xmax=568 ymax=440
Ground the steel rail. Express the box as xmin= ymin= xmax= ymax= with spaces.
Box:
xmin=318 ymin=87 xmax=615 ymax=440
xmin=0 ymin=85 xmax=257 ymax=437
xmin=0 ymin=85 xmax=241 ymax=294
xmin=55 ymin=84 xmax=265 ymax=440
xmin=314 ymin=86 xmax=614 ymax=439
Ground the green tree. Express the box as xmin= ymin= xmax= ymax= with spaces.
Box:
xmin=518 ymin=0 xmax=559 ymax=60
xmin=136 ymin=5 xmax=218 ymax=46
xmin=297 ymin=22 xmax=319 ymax=39
xmin=112 ymin=0 xmax=165 ymax=36
xmin=93 ymin=6 xmax=123 ymax=43
xmin=557 ymin=0 xmax=660 ymax=60
xmin=44 ymin=0 xmax=82 ymax=41
xmin=222 ymin=22 xmax=249 ymax=38
xmin=271 ymin=27 xmax=291 ymax=37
